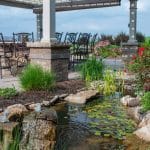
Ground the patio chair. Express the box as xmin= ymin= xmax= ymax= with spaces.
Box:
xmin=70 ymin=33 xmax=91 ymax=69
xmin=90 ymin=33 xmax=98 ymax=53
xmin=12 ymin=32 xmax=31 ymax=71
xmin=0 ymin=54 xmax=18 ymax=79
xmin=64 ymin=32 xmax=78 ymax=45
xmin=0 ymin=33 xmax=13 ymax=58
xmin=55 ymin=32 xmax=63 ymax=43
xmin=13 ymin=32 xmax=34 ymax=43
xmin=0 ymin=33 xmax=18 ymax=78
xmin=12 ymin=32 xmax=32 ymax=57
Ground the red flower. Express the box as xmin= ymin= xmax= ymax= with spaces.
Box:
xmin=138 ymin=47 xmax=145 ymax=57
xmin=132 ymin=55 xmax=137 ymax=60
xmin=130 ymin=61 xmax=134 ymax=64
xmin=124 ymin=69 xmax=127 ymax=73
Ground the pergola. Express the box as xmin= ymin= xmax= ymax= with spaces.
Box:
xmin=0 ymin=0 xmax=138 ymax=43
xmin=0 ymin=0 xmax=138 ymax=82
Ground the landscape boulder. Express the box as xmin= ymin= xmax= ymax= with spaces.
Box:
xmin=120 ymin=95 xmax=140 ymax=107
xmin=127 ymin=107 xmax=143 ymax=122
xmin=20 ymin=109 xmax=57 ymax=150
xmin=27 ymin=103 xmax=41 ymax=112
xmin=139 ymin=112 xmax=150 ymax=128
xmin=3 ymin=104 xmax=28 ymax=121
xmin=65 ymin=90 xmax=99 ymax=104
xmin=134 ymin=125 xmax=150 ymax=142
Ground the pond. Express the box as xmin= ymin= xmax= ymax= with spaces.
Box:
xmin=54 ymin=96 xmax=134 ymax=150
xmin=0 ymin=96 xmax=150 ymax=150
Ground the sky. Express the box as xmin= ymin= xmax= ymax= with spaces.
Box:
xmin=0 ymin=0 xmax=150 ymax=38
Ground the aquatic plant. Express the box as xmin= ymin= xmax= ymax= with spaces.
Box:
xmin=78 ymin=56 xmax=104 ymax=84
xmin=96 ymin=70 xmax=117 ymax=96
xmin=0 ymin=88 xmax=17 ymax=99
xmin=84 ymin=99 xmax=136 ymax=140
xmin=20 ymin=64 xmax=56 ymax=91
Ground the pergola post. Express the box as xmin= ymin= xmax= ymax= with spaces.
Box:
xmin=121 ymin=0 xmax=138 ymax=61
xmin=28 ymin=0 xmax=70 ymax=82
xmin=128 ymin=0 xmax=138 ymax=44
xmin=36 ymin=13 xmax=42 ymax=41
xmin=42 ymin=0 xmax=56 ymax=43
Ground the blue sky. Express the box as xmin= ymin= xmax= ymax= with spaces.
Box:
xmin=0 ymin=0 xmax=150 ymax=38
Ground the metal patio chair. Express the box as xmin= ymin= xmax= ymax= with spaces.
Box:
xmin=64 ymin=32 xmax=78 ymax=45
xmin=90 ymin=33 xmax=98 ymax=53
xmin=70 ymin=33 xmax=91 ymax=69
xmin=55 ymin=32 xmax=63 ymax=43
xmin=12 ymin=32 xmax=32 ymax=59
xmin=12 ymin=32 xmax=32 ymax=72
xmin=0 ymin=33 xmax=16 ymax=78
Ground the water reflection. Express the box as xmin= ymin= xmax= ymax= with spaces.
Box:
xmin=54 ymin=99 xmax=125 ymax=150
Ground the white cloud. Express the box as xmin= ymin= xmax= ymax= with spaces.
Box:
xmin=138 ymin=0 xmax=150 ymax=12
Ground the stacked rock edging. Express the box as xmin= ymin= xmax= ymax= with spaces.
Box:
xmin=120 ymin=95 xmax=150 ymax=142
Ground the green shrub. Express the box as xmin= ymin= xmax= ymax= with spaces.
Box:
xmin=0 ymin=88 xmax=17 ymax=99
xmin=141 ymin=92 xmax=150 ymax=111
xmin=20 ymin=64 xmax=56 ymax=91
xmin=97 ymin=70 xmax=117 ymax=96
xmin=100 ymin=34 xmax=114 ymax=44
xmin=136 ymin=32 xmax=145 ymax=43
xmin=96 ymin=45 xmax=121 ymax=58
xmin=114 ymin=32 xmax=129 ymax=46
xmin=78 ymin=56 xmax=104 ymax=83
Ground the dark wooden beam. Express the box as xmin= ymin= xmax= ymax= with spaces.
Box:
xmin=0 ymin=0 xmax=121 ymax=10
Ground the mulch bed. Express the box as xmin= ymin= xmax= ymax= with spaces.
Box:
xmin=0 ymin=79 xmax=85 ymax=109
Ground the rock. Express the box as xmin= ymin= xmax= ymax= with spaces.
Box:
xmin=42 ymin=101 xmax=50 ymax=107
xmin=127 ymin=107 xmax=143 ymax=122
xmin=59 ymin=94 xmax=68 ymax=99
xmin=0 ymin=108 xmax=3 ymax=113
xmin=0 ymin=122 xmax=19 ymax=132
xmin=134 ymin=125 xmax=150 ymax=142
xmin=120 ymin=95 xmax=131 ymax=106
xmin=120 ymin=96 xmax=140 ymax=107
xmin=3 ymin=104 xmax=28 ymax=121
xmin=28 ymin=103 xmax=41 ymax=112
xmin=0 ymin=122 xmax=20 ymax=150
xmin=65 ymin=90 xmax=99 ymax=104
xmin=139 ymin=112 xmax=150 ymax=128
xmin=20 ymin=109 xmax=57 ymax=150
xmin=49 ymin=96 xmax=59 ymax=105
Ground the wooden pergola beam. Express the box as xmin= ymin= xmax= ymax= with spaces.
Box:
xmin=0 ymin=0 xmax=121 ymax=11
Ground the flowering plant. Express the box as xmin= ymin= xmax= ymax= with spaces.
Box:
xmin=128 ymin=47 xmax=150 ymax=91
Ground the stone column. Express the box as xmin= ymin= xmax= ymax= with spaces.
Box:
xmin=121 ymin=0 xmax=139 ymax=62
xmin=28 ymin=0 xmax=70 ymax=82
xmin=36 ymin=14 xmax=42 ymax=41
xmin=42 ymin=0 xmax=56 ymax=43
xmin=128 ymin=0 xmax=138 ymax=43
xmin=27 ymin=43 xmax=70 ymax=82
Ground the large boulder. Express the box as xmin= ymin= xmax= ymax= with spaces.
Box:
xmin=27 ymin=103 xmax=41 ymax=112
xmin=65 ymin=90 xmax=99 ymax=104
xmin=20 ymin=109 xmax=57 ymax=150
xmin=139 ymin=112 xmax=150 ymax=128
xmin=120 ymin=96 xmax=140 ymax=107
xmin=0 ymin=104 xmax=28 ymax=122
xmin=127 ymin=107 xmax=143 ymax=122
xmin=134 ymin=125 xmax=150 ymax=142
xmin=0 ymin=122 xmax=20 ymax=149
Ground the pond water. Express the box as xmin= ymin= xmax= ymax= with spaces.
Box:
xmin=54 ymin=97 xmax=136 ymax=150
xmin=0 ymin=96 xmax=150 ymax=150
